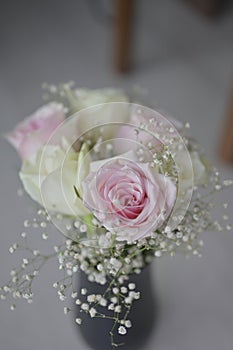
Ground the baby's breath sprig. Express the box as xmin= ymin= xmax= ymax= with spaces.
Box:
xmin=42 ymin=82 xmax=77 ymax=116
xmin=0 ymin=239 xmax=64 ymax=307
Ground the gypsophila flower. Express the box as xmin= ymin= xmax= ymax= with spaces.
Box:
xmin=89 ymin=307 xmax=97 ymax=318
xmin=108 ymin=303 xmax=115 ymax=311
xmin=10 ymin=304 xmax=16 ymax=311
xmin=115 ymin=305 xmax=122 ymax=313
xmin=97 ymin=264 xmax=103 ymax=272
xmin=154 ymin=250 xmax=162 ymax=257
xmin=125 ymin=320 xmax=132 ymax=328
xmin=42 ymin=233 xmax=48 ymax=240
xmin=112 ymin=287 xmax=119 ymax=294
xmin=75 ymin=318 xmax=82 ymax=325
xmin=99 ymin=298 xmax=107 ymax=307
xmin=81 ymin=303 xmax=89 ymax=311
xmin=110 ymin=297 xmax=118 ymax=304
xmin=63 ymin=307 xmax=69 ymax=314
xmin=87 ymin=294 xmax=96 ymax=303
xmin=125 ymin=297 xmax=133 ymax=304
xmin=81 ymin=288 xmax=87 ymax=295
xmin=128 ymin=283 xmax=136 ymax=290
xmin=95 ymin=295 xmax=102 ymax=302
xmin=118 ymin=326 xmax=127 ymax=335
xmin=110 ymin=258 xmax=122 ymax=271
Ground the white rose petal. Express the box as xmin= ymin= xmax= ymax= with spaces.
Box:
xmin=74 ymin=88 xmax=128 ymax=110
xmin=20 ymin=139 xmax=90 ymax=217
xmin=175 ymin=150 xmax=208 ymax=192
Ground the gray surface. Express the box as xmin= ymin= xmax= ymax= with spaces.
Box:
xmin=0 ymin=0 xmax=233 ymax=349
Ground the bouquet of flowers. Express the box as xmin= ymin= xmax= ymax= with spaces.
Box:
xmin=1 ymin=83 xmax=232 ymax=348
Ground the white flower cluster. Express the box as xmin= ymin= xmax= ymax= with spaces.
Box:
xmin=1 ymin=171 xmax=232 ymax=346
xmin=1 ymin=83 xmax=233 ymax=348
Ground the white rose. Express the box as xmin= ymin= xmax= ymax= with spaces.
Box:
xmin=74 ymin=88 xmax=128 ymax=110
xmin=53 ymin=102 xmax=130 ymax=149
xmin=20 ymin=139 xmax=90 ymax=216
xmin=175 ymin=150 xmax=208 ymax=191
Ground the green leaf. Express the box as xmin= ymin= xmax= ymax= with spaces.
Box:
xmin=73 ymin=185 xmax=81 ymax=199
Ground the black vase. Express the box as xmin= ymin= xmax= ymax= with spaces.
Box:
xmin=75 ymin=264 xmax=158 ymax=350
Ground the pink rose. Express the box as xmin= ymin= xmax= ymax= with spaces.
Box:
xmin=5 ymin=103 xmax=65 ymax=160
xmin=82 ymin=155 xmax=176 ymax=242
xmin=115 ymin=108 xmax=183 ymax=155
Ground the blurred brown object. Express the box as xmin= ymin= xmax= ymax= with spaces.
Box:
xmin=184 ymin=0 xmax=228 ymax=18
xmin=114 ymin=0 xmax=228 ymax=74
xmin=220 ymin=87 xmax=233 ymax=163
xmin=115 ymin=0 xmax=133 ymax=73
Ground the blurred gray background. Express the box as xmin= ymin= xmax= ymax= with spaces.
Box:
xmin=0 ymin=0 xmax=233 ymax=349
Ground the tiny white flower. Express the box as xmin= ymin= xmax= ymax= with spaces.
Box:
xmin=95 ymin=294 xmax=102 ymax=301
xmin=110 ymin=258 xmax=122 ymax=270
xmin=154 ymin=250 xmax=162 ymax=257
xmin=125 ymin=297 xmax=132 ymax=304
xmin=110 ymin=297 xmax=118 ymax=304
xmin=98 ymin=235 xmax=112 ymax=248
xmin=99 ymin=298 xmax=107 ymax=307
xmin=160 ymin=241 xmax=167 ymax=249
xmin=118 ymin=326 xmax=127 ymax=335
xmin=80 ymin=262 xmax=89 ymax=271
xmin=115 ymin=305 xmax=121 ymax=313
xmin=121 ymin=287 xmax=127 ymax=294
xmin=97 ymin=263 xmax=103 ymax=272
xmin=89 ymin=307 xmax=97 ymax=318
xmin=129 ymin=291 xmax=136 ymax=298
xmin=128 ymin=283 xmax=136 ymax=290
xmin=80 ymin=224 xmax=87 ymax=233
xmin=96 ymin=275 xmax=106 ymax=285
xmin=165 ymin=226 xmax=171 ymax=234
xmin=81 ymin=288 xmax=87 ymax=295
xmin=108 ymin=303 xmax=115 ymax=311
xmin=75 ymin=318 xmax=82 ymax=325
xmin=125 ymin=320 xmax=132 ymax=328
xmin=118 ymin=276 xmax=124 ymax=284
xmin=81 ymin=303 xmax=89 ymax=311
xmin=63 ymin=307 xmax=69 ymax=314
xmin=87 ymin=294 xmax=96 ymax=303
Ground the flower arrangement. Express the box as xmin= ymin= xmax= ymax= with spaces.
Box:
xmin=1 ymin=82 xmax=232 ymax=348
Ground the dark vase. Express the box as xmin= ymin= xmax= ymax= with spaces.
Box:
xmin=75 ymin=264 xmax=158 ymax=350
